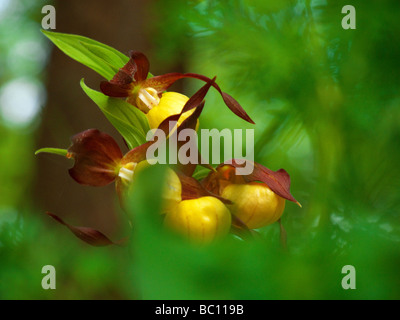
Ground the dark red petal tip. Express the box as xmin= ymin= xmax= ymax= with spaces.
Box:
xmin=129 ymin=51 xmax=150 ymax=82
xmin=218 ymin=160 xmax=300 ymax=205
xmin=144 ymin=72 xmax=255 ymax=124
xmin=173 ymin=93 xmax=208 ymax=176
xmin=181 ymin=78 xmax=214 ymax=114
xmin=68 ymin=129 xmax=123 ymax=186
xmin=221 ymin=92 xmax=255 ymax=124
xmin=100 ymin=50 xmax=150 ymax=97
xmin=46 ymin=212 xmax=116 ymax=247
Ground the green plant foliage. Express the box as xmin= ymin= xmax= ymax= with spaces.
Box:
xmin=42 ymin=30 xmax=129 ymax=80
xmin=80 ymin=79 xmax=150 ymax=149
xmin=35 ymin=148 xmax=68 ymax=157
xmin=126 ymin=165 xmax=400 ymax=299
xmin=0 ymin=211 xmax=132 ymax=300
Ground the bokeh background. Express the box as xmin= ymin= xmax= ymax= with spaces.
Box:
xmin=0 ymin=0 xmax=399 ymax=299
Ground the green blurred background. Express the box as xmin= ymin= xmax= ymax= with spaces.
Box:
xmin=0 ymin=0 xmax=399 ymax=299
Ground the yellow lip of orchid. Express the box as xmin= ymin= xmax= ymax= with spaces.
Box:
xmin=117 ymin=161 xmax=182 ymax=213
xmin=221 ymin=182 xmax=286 ymax=229
xmin=146 ymin=91 xmax=197 ymax=130
xmin=164 ymin=196 xmax=232 ymax=244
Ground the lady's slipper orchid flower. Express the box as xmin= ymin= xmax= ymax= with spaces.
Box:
xmin=164 ymin=196 xmax=232 ymax=244
xmin=38 ymin=128 xmax=182 ymax=246
xmin=222 ymin=182 xmax=286 ymax=229
xmin=202 ymin=159 xmax=301 ymax=230
xmin=100 ymin=51 xmax=254 ymax=124
xmin=67 ymin=128 xmax=149 ymax=188
xmin=163 ymin=172 xmax=233 ymax=244
xmin=35 ymin=81 xmax=212 ymax=246
xmin=37 ymin=79 xmax=214 ymax=193
xmin=146 ymin=91 xmax=195 ymax=130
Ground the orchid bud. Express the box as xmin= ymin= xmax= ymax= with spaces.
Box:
xmin=164 ymin=196 xmax=231 ymax=244
xmin=221 ymin=182 xmax=285 ymax=229
xmin=146 ymin=92 xmax=196 ymax=130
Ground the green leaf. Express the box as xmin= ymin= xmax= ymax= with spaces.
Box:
xmin=42 ymin=30 xmax=128 ymax=80
xmin=80 ymin=79 xmax=150 ymax=149
xmin=35 ymin=148 xmax=68 ymax=157
xmin=192 ymin=166 xmax=214 ymax=180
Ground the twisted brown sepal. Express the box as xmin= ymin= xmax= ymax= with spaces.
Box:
xmin=67 ymin=129 xmax=123 ymax=186
xmin=242 ymin=160 xmax=301 ymax=206
xmin=146 ymin=73 xmax=254 ymax=124
xmin=100 ymin=50 xmax=254 ymax=124
xmin=203 ymin=159 xmax=301 ymax=206
xmin=176 ymin=172 xmax=232 ymax=205
xmin=100 ymin=51 xmax=149 ymax=97
xmin=46 ymin=212 xmax=128 ymax=247
xmin=159 ymin=78 xmax=216 ymax=176
xmin=66 ymin=108 xmax=189 ymax=199
xmin=129 ymin=51 xmax=150 ymax=82
xmin=174 ymin=102 xmax=215 ymax=176
xmin=172 ymin=99 xmax=205 ymax=177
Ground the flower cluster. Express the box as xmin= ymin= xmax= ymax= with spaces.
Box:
xmin=37 ymin=32 xmax=300 ymax=246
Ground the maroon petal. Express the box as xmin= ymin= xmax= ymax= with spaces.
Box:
xmin=220 ymin=91 xmax=254 ymax=124
xmin=46 ymin=212 xmax=126 ymax=247
xmin=142 ymin=72 xmax=185 ymax=93
xmin=171 ymin=101 xmax=205 ymax=177
xmin=154 ymin=113 xmax=182 ymax=136
xmin=144 ymin=72 xmax=254 ymax=124
xmin=179 ymin=100 xmax=205 ymax=129
xmin=216 ymin=160 xmax=301 ymax=206
xmin=105 ymin=53 xmax=137 ymax=87
xmin=171 ymin=79 xmax=220 ymax=176
xmin=185 ymin=73 xmax=254 ymax=124
xmin=68 ymin=129 xmax=123 ymax=186
xmin=118 ymin=52 xmax=138 ymax=81
xmin=120 ymin=112 xmax=183 ymax=166
xmin=177 ymin=172 xmax=232 ymax=204
xmin=120 ymin=80 xmax=216 ymax=175
xmin=100 ymin=81 xmax=132 ymax=97
xmin=173 ymin=93 xmax=209 ymax=176
xmin=100 ymin=51 xmax=150 ymax=97
xmin=129 ymin=51 xmax=150 ymax=82
xmin=181 ymin=77 xmax=215 ymax=113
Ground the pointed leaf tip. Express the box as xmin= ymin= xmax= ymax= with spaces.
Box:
xmin=35 ymin=148 xmax=69 ymax=157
